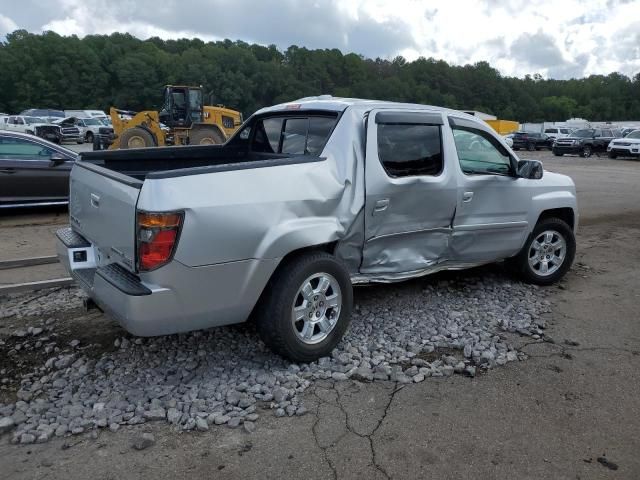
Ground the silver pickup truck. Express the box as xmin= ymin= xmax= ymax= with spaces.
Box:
xmin=56 ymin=96 xmax=577 ymax=362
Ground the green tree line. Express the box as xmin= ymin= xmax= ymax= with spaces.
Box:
xmin=1 ymin=30 xmax=639 ymax=122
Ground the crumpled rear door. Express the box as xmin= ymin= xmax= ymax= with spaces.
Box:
xmin=360 ymin=109 xmax=457 ymax=276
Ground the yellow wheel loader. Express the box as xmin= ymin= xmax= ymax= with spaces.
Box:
xmin=108 ymin=85 xmax=242 ymax=149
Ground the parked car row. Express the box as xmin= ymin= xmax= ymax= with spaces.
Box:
xmin=553 ymin=128 xmax=625 ymax=158
xmin=0 ymin=109 xmax=113 ymax=145
xmin=503 ymin=127 xmax=639 ymax=159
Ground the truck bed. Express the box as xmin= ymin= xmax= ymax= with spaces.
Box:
xmin=80 ymin=144 xmax=321 ymax=181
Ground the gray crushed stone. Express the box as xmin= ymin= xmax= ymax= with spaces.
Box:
xmin=0 ymin=273 xmax=551 ymax=443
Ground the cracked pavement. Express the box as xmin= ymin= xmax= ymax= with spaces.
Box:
xmin=1 ymin=155 xmax=640 ymax=479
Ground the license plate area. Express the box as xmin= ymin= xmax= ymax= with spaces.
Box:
xmin=68 ymin=245 xmax=97 ymax=270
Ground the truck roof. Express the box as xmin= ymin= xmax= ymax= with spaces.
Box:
xmin=256 ymin=95 xmax=472 ymax=119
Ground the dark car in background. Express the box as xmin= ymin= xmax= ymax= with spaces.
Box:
xmin=511 ymin=132 xmax=554 ymax=151
xmin=0 ymin=130 xmax=78 ymax=208
xmin=552 ymin=128 xmax=622 ymax=157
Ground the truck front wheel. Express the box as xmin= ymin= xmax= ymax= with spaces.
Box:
xmin=507 ymin=218 xmax=575 ymax=286
xmin=255 ymin=252 xmax=353 ymax=363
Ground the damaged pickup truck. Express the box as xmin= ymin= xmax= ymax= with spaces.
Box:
xmin=56 ymin=97 xmax=577 ymax=362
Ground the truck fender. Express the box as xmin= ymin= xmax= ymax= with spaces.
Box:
xmin=529 ymin=191 xmax=577 ymax=231
xmin=254 ymin=217 xmax=344 ymax=260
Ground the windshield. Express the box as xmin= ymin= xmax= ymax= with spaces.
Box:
xmin=626 ymin=131 xmax=640 ymax=139
xmin=25 ymin=117 xmax=46 ymax=124
xmin=572 ymin=129 xmax=594 ymax=138
xmin=83 ymin=118 xmax=101 ymax=125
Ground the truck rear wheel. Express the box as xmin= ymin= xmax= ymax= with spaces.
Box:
xmin=189 ymin=127 xmax=225 ymax=145
xmin=255 ymin=252 xmax=353 ymax=363
xmin=582 ymin=145 xmax=593 ymax=157
xmin=507 ymin=217 xmax=575 ymax=286
xmin=119 ymin=127 xmax=156 ymax=149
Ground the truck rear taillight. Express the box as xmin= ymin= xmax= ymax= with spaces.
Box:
xmin=137 ymin=211 xmax=183 ymax=271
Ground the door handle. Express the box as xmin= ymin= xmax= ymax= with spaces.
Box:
xmin=90 ymin=193 xmax=100 ymax=208
xmin=0 ymin=168 xmax=15 ymax=174
xmin=462 ymin=191 xmax=474 ymax=203
xmin=373 ymin=198 xmax=389 ymax=214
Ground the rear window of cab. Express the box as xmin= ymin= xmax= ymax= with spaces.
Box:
xmin=231 ymin=113 xmax=338 ymax=156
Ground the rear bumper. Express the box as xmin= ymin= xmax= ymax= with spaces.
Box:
xmin=56 ymin=227 xmax=279 ymax=336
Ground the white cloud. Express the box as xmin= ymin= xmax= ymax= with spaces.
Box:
xmin=3 ymin=0 xmax=640 ymax=79
xmin=0 ymin=14 xmax=19 ymax=37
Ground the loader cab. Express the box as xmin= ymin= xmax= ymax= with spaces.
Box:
xmin=159 ymin=86 xmax=204 ymax=129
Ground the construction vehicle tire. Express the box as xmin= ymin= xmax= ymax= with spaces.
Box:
xmin=189 ymin=127 xmax=225 ymax=145
xmin=119 ymin=127 xmax=156 ymax=149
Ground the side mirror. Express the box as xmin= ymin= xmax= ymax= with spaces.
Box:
xmin=517 ymin=159 xmax=543 ymax=180
xmin=49 ymin=152 xmax=67 ymax=166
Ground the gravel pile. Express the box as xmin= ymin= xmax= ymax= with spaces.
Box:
xmin=0 ymin=288 xmax=86 ymax=320
xmin=0 ymin=273 xmax=551 ymax=444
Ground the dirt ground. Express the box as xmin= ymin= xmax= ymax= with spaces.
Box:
xmin=1 ymin=151 xmax=639 ymax=479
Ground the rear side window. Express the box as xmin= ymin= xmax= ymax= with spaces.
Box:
xmin=377 ymin=124 xmax=443 ymax=177
xmin=250 ymin=115 xmax=337 ymax=155
xmin=252 ymin=117 xmax=283 ymax=153
xmin=545 ymin=129 xmax=558 ymax=134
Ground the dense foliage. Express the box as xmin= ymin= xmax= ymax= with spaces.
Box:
xmin=1 ymin=30 xmax=639 ymax=122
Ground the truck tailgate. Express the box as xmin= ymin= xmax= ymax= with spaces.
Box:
xmin=69 ymin=162 xmax=141 ymax=272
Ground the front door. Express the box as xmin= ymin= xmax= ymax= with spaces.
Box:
xmin=361 ymin=109 xmax=458 ymax=276
xmin=448 ymin=116 xmax=530 ymax=262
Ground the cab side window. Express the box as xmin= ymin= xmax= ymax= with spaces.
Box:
xmin=451 ymin=123 xmax=513 ymax=176
xmin=377 ymin=123 xmax=443 ymax=177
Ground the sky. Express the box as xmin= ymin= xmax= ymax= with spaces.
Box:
xmin=1 ymin=0 xmax=639 ymax=80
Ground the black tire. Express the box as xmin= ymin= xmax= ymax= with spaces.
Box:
xmin=255 ymin=252 xmax=353 ymax=363
xmin=189 ymin=127 xmax=225 ymax=145
xmin=527 ymin=143 xmax=535 ymax=151
xmin=582 ymin=145 xmax=593 ymax=158
xmin=535 ymin=147 xmax=540 ymax=151
xmin=119 ymin=127 xmax=156 ymax=149
xmin=507 ymin=217 xmax=575 ymax=286
xmin=608 ymin=151 xmax=617 ymax=159
xmin=513 ymin=147 xmax=520 ymax=151
xmin=85 ymin=131 xmax=94 ymax=143
xmin=552 ymin=149 xmax=563 ymax=156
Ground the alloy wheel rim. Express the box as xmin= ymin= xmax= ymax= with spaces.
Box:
xmin=291 ymin=273 xmax=342 ymax=345
xmin=528 ymin=230 xmax=566 ymax=277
